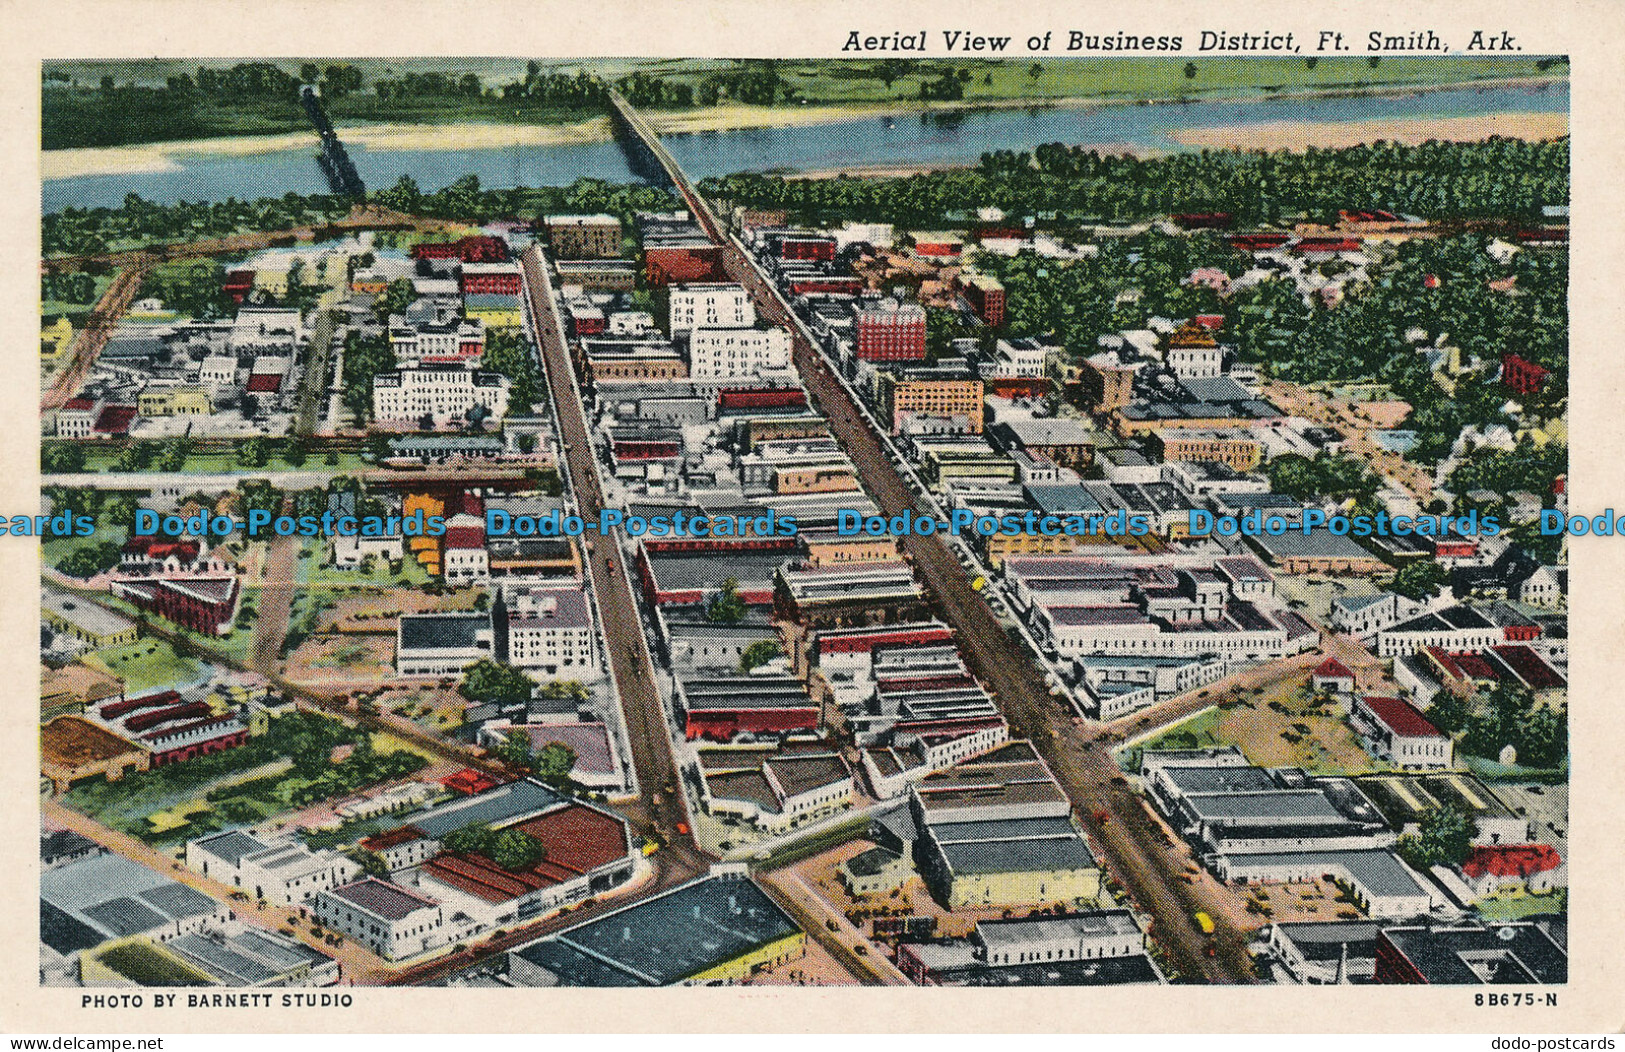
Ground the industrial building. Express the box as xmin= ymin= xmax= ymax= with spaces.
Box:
xmin=506 ymin=868 xmax=803 ymax=986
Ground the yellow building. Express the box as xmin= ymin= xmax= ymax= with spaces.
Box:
xmin=938 ymin=865 xmax=1102 ymax=911
xmin=41 ymin=316 xmax=75 ymax=363
xmin=137 ymin=385 xmax=213 ymax=417
xmin=879 ymin=371 xmax=985 ymax=434
xmin=41 ymin=716 xmax=149 ymax=795
xmin=80 ymin=937 xmax=217 ymax=987
xmin=505 ymin=872 xmax=806 ymax=986
xmin=403 ymin=493 xmax=446 ymax=574
xmin=463 ymin=297 xmax=524 ymax=331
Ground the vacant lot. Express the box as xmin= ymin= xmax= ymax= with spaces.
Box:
xmin=284 ymin=634 xmax=396 ymax=692
xmin=1125 ymin=674 xmax=1378 ymax=776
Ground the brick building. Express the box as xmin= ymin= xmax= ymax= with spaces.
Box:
xmin=855 ymin=301 xmax=927 ymax=362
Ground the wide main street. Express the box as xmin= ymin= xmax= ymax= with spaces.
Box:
xmin=608 ymin=92 xmax=1258 ymax=982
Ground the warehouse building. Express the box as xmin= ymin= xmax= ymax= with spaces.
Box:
xmin=506 ymin=867 xmax=804 ymax=986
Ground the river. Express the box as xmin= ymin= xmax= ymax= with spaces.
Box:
xmin=42 ymin=81 xmax=1567 ymax=213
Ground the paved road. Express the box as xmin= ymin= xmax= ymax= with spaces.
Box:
xmin=42 ymin=265 xmax=146 ymax=412
xmin=1262 ymin=378 xmax=1437 ymax=503
xmin=295 ymin=307 xmax=339 ymax=438
xmin=757 ymin=870 xmax=908 ymax=986
xmin=520 ymin=244 xmax=707 ymax=872
xmin=251 ymin=497 xmax=302 ymax=675
xmin=608 ymin=90 xmax=1257 ymax=982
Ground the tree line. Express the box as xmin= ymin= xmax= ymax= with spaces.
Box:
xmin=702 ymin=136 xmax=1568 ymax=226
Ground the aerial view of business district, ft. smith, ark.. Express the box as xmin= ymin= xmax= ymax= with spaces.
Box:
xmin=36 ymin=55 xmax=1569 ymax=990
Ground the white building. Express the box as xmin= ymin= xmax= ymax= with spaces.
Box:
xmin=329 ymin=530 xmax=404 ymax=569
xmin=1166 ymin=342 xmax=1223 ymax=380
xmin=1376 ymin=607 xmax=1502 ymax=658
xmin=501 ymin=584 xmax=598 ymax=677
xmin=395 ymin=612 xmax=494 ymax=676
xmin=974 ymin=911 xmax=1146 ymax=967
xmin=390 ymin=319 xmax=485 ymax=366
xmin=372 ymin=368 xmax=510 ymax=426
xmin=1330 ymin=591 xmax=1419 ymax=640
xmin=443 ymin=513 xmax=489 ymax=585
xmin=669 ymin=283 xmax=755 ymax=333
xmin=687 ymin=327 xmax=792 ymax=379
xmin=986 ymin=338 xmax=1050 ymax=380
xmin=1352 ymin=695 xmax=1454 ymax=770
xmin=199 ymin=355 xmax=239 ymax=387
xmin=1520 ymin=565 xmax=1564 ymax=608
xmin=186 ymin=830 xmax=359 ymax=907
xmin=312 ymin=878 xmax=447 ymax=961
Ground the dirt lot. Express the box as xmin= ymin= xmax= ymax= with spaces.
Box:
xmin=783 ymin=836 xmax=1113 ymax=946
xmin=1139 ymin=673 xmax=1382 ymax=776
xmin=283 ymin=635 xmax=396 ymax=691
xmin=324 ymin=587 xmax=484 ymax=632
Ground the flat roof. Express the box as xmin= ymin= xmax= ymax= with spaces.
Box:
xmin=398 ymin=613 xmax=489 ymax=651
xmin=1234 ymin=850 xmax=1430 ymax=899
xmin=939 ymin=834 xmax=1097 ymax=877
xmin=325 ymin=878 xmax=438 ymax=921
xmin=408 ymin=779 xmax=564 ymax=839
xmin=520 ymin=875 xmax=800 ymax=986
xmin=1381 ymin=923 xmax=1566 ymax=984
xmin=42 ymin=590 xmax=136 ymax=637
xmin=977 ymin=910 xmax=1139 ymax=950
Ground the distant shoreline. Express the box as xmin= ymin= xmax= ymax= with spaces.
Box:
xmin=41 ymin=74 xmax=1567 ymax=184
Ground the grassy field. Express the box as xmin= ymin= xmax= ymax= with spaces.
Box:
xmin=83 ymin=637 xmax=206 ymax=693
xmin=1475 ymin=888 xmax=1567 ymax=922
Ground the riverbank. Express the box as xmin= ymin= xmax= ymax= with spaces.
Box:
xmin=41 ymin=73 xmax=1567 ymax=185
xmin=41 ymin=118 xmax=621 ymax=182
xmin=1170 ymin=111 xmax=1568 ymax=152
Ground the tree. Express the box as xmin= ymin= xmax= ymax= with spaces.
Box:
xmin=348 ymin=849 xmax=389 ymax=878
xmin=1390 ymin=561 xmax=1448 ymax=602
xmin=237 ymin=437 xmax=270 ymax=468
xmin=1184 ymin=62 xmax=1198 ymax=79
xmin=533 ymin=742 xmax=577 ymax=785
xmin=460 ymin=659 xmax=536 ymax=708
xmin=1397 ymin=803 xmax=1477 ymax=870
xmin=739 ymin=639 xmax=783 ymax=673
xmin=1028 ymin=62 xmax=1043 ymax=81
xmin=707 ymin=577 xmax=747 ymax=624
xmin=57 ymin=542 xmax=122 ymax=579
xmin=491 ymin=730 xmax=534 ymax=770
xmin=442 ymin=824 xmax=546 ymax=872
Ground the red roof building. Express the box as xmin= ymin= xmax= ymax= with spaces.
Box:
xmin=418 ymin=804 xmax=632 ymax=908
xmin=92 ymin=405 xmax=138 ymax=436
xmin=1460 ymin=844 xmax=1565 ymax=897
xmin=1354 ymin=695 xmax=1452 ymax=770
xmin=440 ymin=769 xmax=501 ymax=796
xmin=1311 ymin=657 xmax=1357 ymax=693
xmin=412 ymin=236 xmax=509 ymax=263
xmin=1501 ymin=353 xmax=1551 ymax=396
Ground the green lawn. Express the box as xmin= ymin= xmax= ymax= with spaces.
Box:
xmin=1116 ymin=707 xmax=1223 ymax=771
xmin=1475 ymin=888 xmax=1567 ymax=922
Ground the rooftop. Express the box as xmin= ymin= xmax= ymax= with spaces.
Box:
xmin=325 ymin=878 xmax=439 ymax=921
xmin=516 ymin=874 xmax=800 ymax=986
